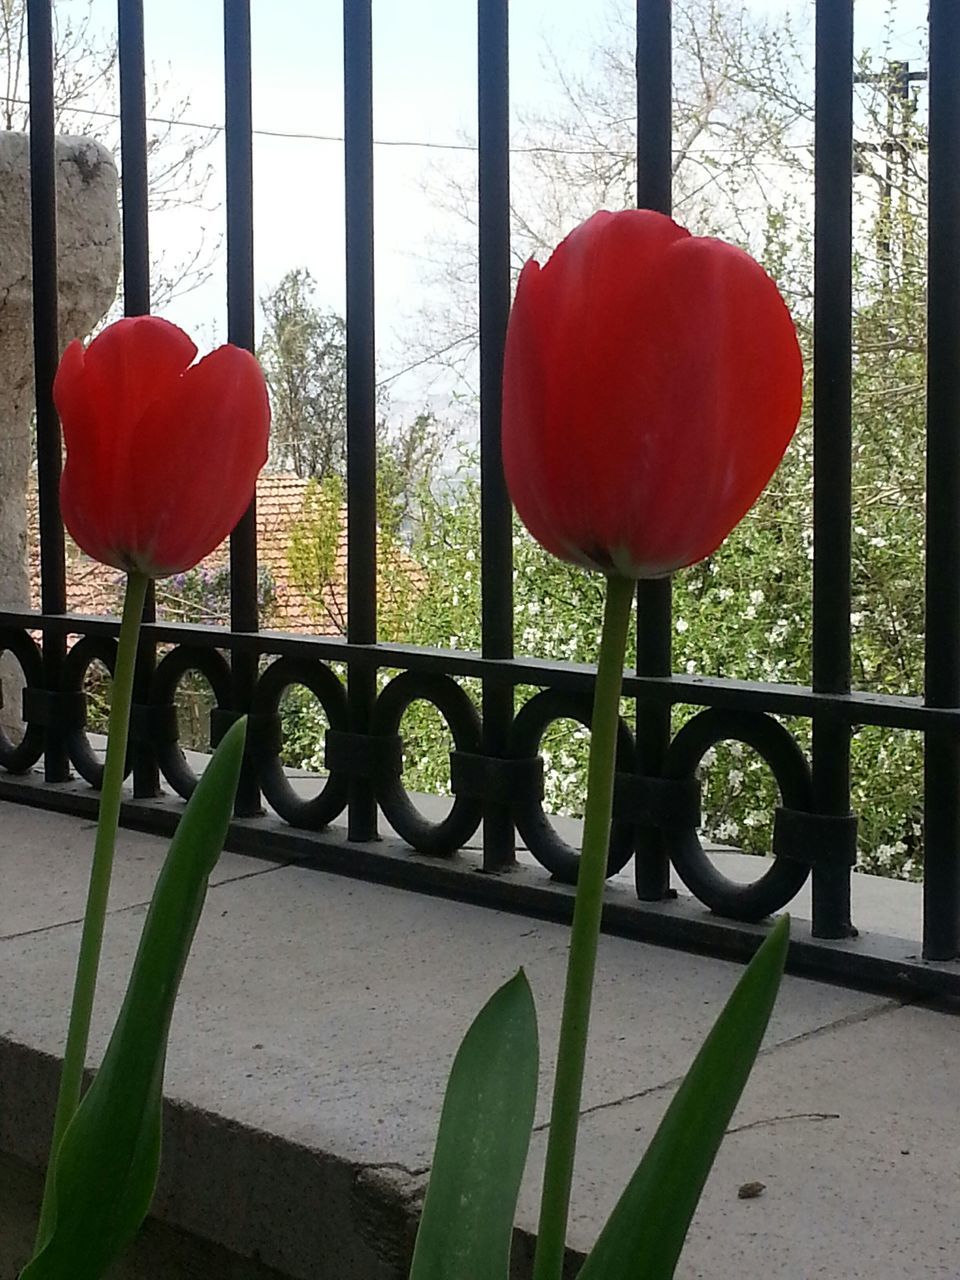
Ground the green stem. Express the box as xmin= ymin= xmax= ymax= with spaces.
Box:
xmin=35 ymin=570 xmax=148 ymax=1251
xmin=533 ymin=573 xmax=635 ymax=1280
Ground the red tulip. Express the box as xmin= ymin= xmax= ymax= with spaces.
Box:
xmin=55 ymin=316 xmax=270 ymax=578
xmin=502 ymin=210 xmax=802 ymax=578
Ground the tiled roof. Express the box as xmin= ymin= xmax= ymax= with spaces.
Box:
xmin=26 ymin=471 xmax=422 ymax=636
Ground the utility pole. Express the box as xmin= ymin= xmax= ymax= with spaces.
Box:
xmin=854 ymin=60 xmax=928 ymax=278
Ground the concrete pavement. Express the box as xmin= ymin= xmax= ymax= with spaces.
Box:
xmin=1 ymin=803 xmax=958 ymax=1278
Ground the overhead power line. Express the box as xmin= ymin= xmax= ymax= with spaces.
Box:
xmin=11 ymin=94 xmax=617 ymax=154
xmin=12 ymin=94 xmax=826 ymax=160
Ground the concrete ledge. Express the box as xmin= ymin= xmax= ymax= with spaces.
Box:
xmin=0 ymin=1038 xmax=422 ymax=1280
xmin=0 ymin=767 xmax=956 ymax=1002
xmin=1 ymin=1149 xmax=294 ymax=1280
xmin=2 ymin=806 xmax=960 ymax=1278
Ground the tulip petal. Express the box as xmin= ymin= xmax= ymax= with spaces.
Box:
xmin=502 ymin=260 xmax=571 ymax=562
xmin=53 ymin=340 xmax=96 ymax=455
xmin=507 ymin=211 xmax=692 ymax=565
xmin=57 ymin=319 xmax=200 ymax=569
xmin=56 ymin=341 xmax=117 ymax=566
xmin=619 ymin=235 xmax=802 ymax=572
xmin=556 ymin=214 xmax=691 ymax=557
xmin=81 ymin=316 xmax=198 ymax=440
xmin=128 ymin=345 xmax=270 ymax=575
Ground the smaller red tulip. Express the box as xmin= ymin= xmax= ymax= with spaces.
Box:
xmin=55 ymin=316 xmax=270 ymax=578
xmin=502 ymin=210 xmax=803 ymax=578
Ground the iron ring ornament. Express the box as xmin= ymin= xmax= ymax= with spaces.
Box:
xmin=0 ymin=628 xmax=44 ymax=773
xmin=371 ymin=671 xmax=483 ymax=857
xmin=661 ymin=708 xmax=813 ymax=922
xmin=151 ymin=646 xmax=233 ymax=800
xmin=252 ymin=657 xmax=350 ymax=830
xmin=510 ymin=689 xmax=637 ymax=884
xmin=61 ymin=635 xmax=131 ymax=788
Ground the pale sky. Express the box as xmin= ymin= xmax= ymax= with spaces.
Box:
xmin=57 ymin=0 xmax=928 ymax=413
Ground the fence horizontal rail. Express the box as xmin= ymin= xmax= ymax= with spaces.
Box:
xmin=0 ymin=611 xmax=955 ymax=733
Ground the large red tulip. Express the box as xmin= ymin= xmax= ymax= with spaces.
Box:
xmin=55 ymin=316 xmax=270 ymax=578
xmin=502 ymin=210 xmax=802 ymax=578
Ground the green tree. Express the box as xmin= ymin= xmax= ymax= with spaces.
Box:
xmin=259 ymin=269 xmax=349 ymax=481
xmin=377 ymin=409 xmax=448 ymax=541
xmin=259 ymin=268 xmax=449 ymax=522
xmin=285 ymin=474 xmax=347 ymax=634
xmin=285 ymin=472 xmax=422 ymax=640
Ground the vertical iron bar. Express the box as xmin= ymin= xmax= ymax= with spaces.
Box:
xmin=478 ymin=0 xmax=514 ymax=872
xmin=118 ymin=0 xmax=149 ymax=317
xmin=224 ymin=0 xmax=261 ymax=815
xmin=811 ymin=0 xmax=856 ymax=939
xmin=27 ymin=0 xmax=69 ymax=782
xmin=923 ymin=0 xmax=960 ymax=960
xmin=634 ymin=0 xmax=673 ymax=900
xmin=343 ymin=0 xmax=378 ymax=840
xmin=118 ymin=0 xmax=159 ymax=798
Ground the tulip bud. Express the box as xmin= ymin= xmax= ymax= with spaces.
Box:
xmin=56 ymin=316 xmax=270 ymax=579
xmin=502 ymin=209 xmax=802 ymax=578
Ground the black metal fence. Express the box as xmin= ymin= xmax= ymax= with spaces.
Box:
xmin=3 ymin=0 xmax=959 ymax=998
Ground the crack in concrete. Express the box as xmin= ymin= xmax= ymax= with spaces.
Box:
xmin=726 ymin=1110 xmax=840 ymax=1135
xmin=0 ymin=860 xmax=294 ymax=944
xmin=532 ymin=997 xmax=902 ymax=1133
xmin=755 ymin=994 xmax=904 ymax=1049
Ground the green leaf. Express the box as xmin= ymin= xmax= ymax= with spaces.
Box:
xmin=410 ymin=970 xmax=539 ymax=1280
xmin=21 ymin=718 xmax=247 ymax=1280
xmin=578 ymin=915 xmax=790 ymax=1280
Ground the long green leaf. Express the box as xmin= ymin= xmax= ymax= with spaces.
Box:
xmin=410 ymin=970 xmax=539 ymax=1280
xmin=578 ymin=914 xmax=790 ymax=1280
xmin=21 ymin=718 xmax=247 ymax=1280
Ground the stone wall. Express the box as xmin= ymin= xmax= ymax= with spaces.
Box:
xmin=0 ymin=132 xmax=120 ymax=741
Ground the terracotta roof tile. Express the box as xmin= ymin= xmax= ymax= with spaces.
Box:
xmin=26 ymin=471 xmax=422 ymax=637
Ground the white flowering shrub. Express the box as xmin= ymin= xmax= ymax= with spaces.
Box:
xmin=277 ymin=683 xmax=329 ymax=773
